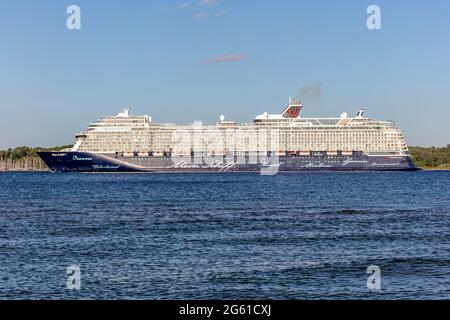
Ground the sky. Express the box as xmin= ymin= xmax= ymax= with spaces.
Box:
xmin=1 ymin=0 xmax=449 ymax=149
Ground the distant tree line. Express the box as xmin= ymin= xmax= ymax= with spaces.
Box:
xmin=409 ymin=145 xmax=450 ymax=169
xmin=0 ymin=145 xmax=71 ymax=171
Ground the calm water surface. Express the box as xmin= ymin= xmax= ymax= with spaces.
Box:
xmin=0 ymin=171 xmax=449 ymax=299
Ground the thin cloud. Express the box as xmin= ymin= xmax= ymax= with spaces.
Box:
xmin=201 ymin=0 xmax=218 ymax=6
xmin=208 ymin=53 xmax=245 ymax=63
xmin=178 ymin=2 xmax=192 ymax=9
xmin=193 ymin=12 xmax=209 ymax=19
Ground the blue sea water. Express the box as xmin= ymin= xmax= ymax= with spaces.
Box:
xmin=0 ymin=171 xmax=449 ymax=300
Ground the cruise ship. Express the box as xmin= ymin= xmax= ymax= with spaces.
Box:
xmin=38 ymin=99 xmax=418 ymax=172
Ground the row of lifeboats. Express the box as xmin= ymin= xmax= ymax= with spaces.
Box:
xmin=281 ymin=150 xmax=354 ymax=156
xmin=118 ymin=149 xmax=355 ymax=157
xmin=122 ymin=151 xmax=166 ymax=157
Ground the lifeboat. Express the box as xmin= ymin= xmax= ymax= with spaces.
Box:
xmin=299 ymin=150 xmax=310 ymax=156
xmin=275 ymin=151 xmax=286 ymax=156
xmin=214 ymin=150 xmax=227 ymax=156
xmin=341 ymin=150 xmax=353 ymax=156
xmin=326 ymin=149 xmax=338 ymax=156
xmin=123 ymin=152 xmax=134 ymax=157
xmin=172 ymin=149 xmax=189 ymax=156
xmin=138 ymin=152 xmax=148 ymax=157
xmin=153 ymin=152 xmax=164 ymax=157
xmin=173 ymin=152 xmax=190 ymax=156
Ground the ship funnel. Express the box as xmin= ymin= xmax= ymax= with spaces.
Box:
xmin=282 ymin=98 xmax=303 ymax=118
